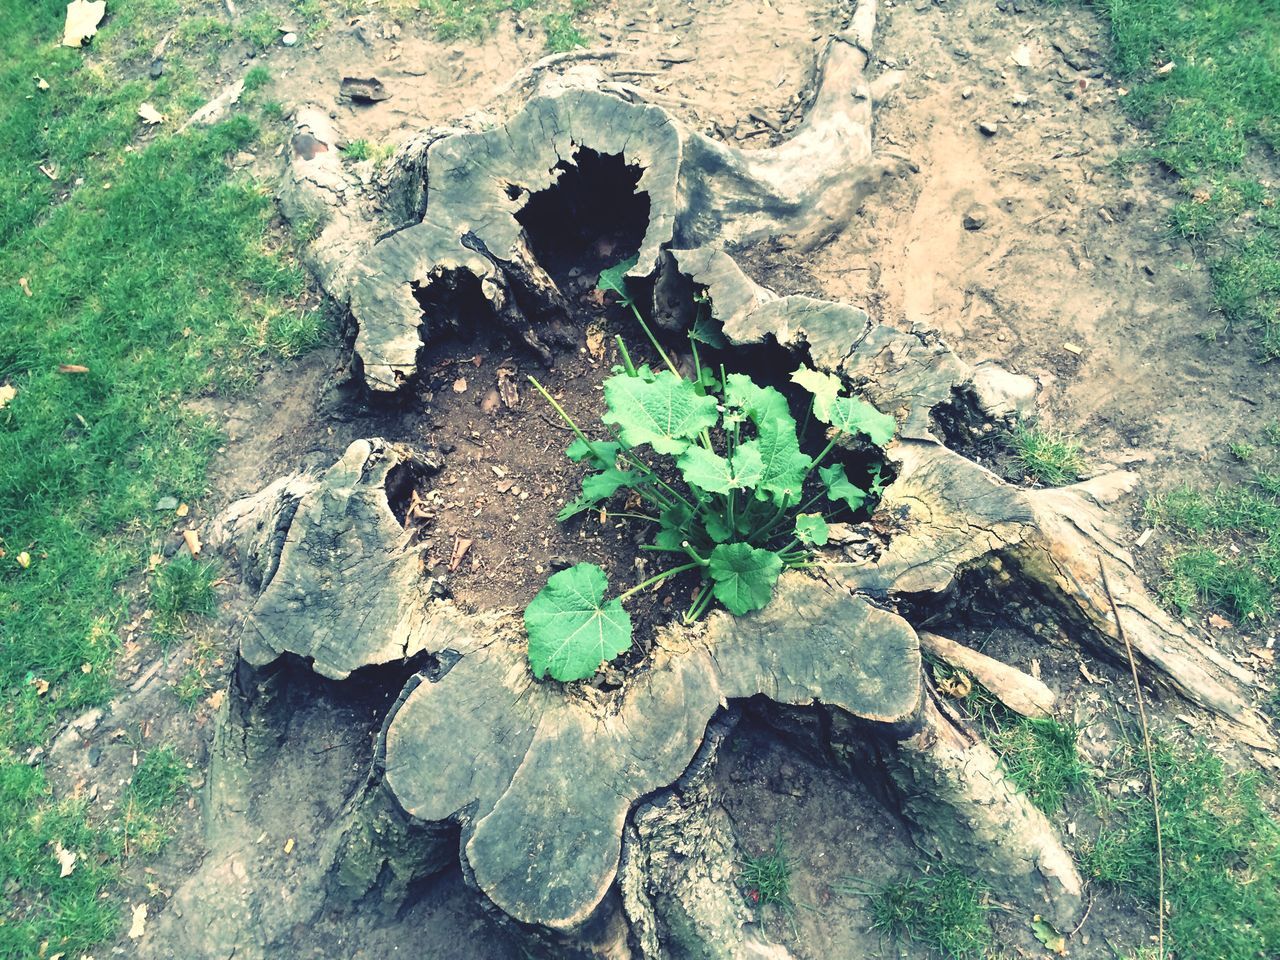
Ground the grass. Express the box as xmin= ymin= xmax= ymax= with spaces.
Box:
xmin=1083 ymin=738 xmax=1280 ymax=960
xmin=417 ymin=0 xmax=594 ymax=49
xmin=1008 ymin=422 xmax=1085 ymax=486
xmin=1092 ymin=0 xmax=1280 ymax=358
xmin=984 ymin=714 xmax=1090 ymax=814
xmin=0 ymin=0 xmax=321 ymax=954
xmin=865 ymin=866 xmax=991 ymax=960
xmin=1147 ymin=455 xmax=1280 ymax=621
xmin=739 ymin=833 xmax=793 ymax=911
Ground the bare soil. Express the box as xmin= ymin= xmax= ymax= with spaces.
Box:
xmin=39 ymin=0 xmax=1280 ymax=957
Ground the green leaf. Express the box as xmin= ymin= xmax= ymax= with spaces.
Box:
xmin=792 ymin=366 xmax=896 ymax=446
xmin=790 ymin=366 xmax=843 ymax=420
xmin=702 ymin=510 xmax=733 ymax=544
xmin=794 ymin=513 xmax=829 ymax=546
xmin=724 ymin=373 xmax=792 ymax=426
xmin=557 ymin=467 xmax=638 ymax=521
xmin=690 ymin=313 xmax=728 ymax=349
xmin=754 ymin=420 xmax=811 ymax=506
xmin=597 ymin=256 xmax=640 ymax=307
xmin=825 ymin=396 xmax=896 ymax=446
xmin=1030 ymin=918 xmax=1066 ymax=955
xmin=819 ymin=463 xmax=868 ymax=513
xmin=525 ymin=564 xmax=632 ymax=681
xmin=708 ymin=543 xmax=784 ymax=616
xmin=602 ymin=369 xmax=719 ymax=455
xmin=565 ymin=438 xmax=622 ymax=467
xmin=653 ymin=527 xmax=686 ymax=551
xmin=678 ymin=443 xmax=764 ymax=494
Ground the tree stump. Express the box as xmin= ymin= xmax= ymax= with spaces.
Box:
xmin=183 ymin=1 xmax=1274 ymax=957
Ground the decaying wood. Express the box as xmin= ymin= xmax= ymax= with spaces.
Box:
xmin=919 ymin=630 xmax=1055 ymax=719
xmin=181 ymin=0 xmax=1277 ymax=955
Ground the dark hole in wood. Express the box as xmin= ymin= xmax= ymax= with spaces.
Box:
xmin=514 ymin=147 xmax=651 ymax=286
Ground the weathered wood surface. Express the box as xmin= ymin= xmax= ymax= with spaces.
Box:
xmin=232 ymin=438 xmax=482 ymax=680
xmin=382 ymin=573 xmax=921 ymax=932
xmin=919 ymin=630 xmax=1055 ymax=719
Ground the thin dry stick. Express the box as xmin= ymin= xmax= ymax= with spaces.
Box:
xmin=1099 ymin=557 xmax=1166 ymax=960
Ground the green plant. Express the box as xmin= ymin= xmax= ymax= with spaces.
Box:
xmin=523 ymin=259 xmax=894 ymax=681
xmin=863 ymin=865 xmax=991 ymax=960
xmin=342 ymin=138 xmax=372 ymax=161
xmin=739 ymin=833 xmax=793 ymax=910
xmin=1009 ymin=422 xmax=1084 ymax=486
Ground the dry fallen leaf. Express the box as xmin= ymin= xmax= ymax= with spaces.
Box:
xmin=62 ymin=0 xmax=107 ymax=47
xmin=0 ymin=384 xmax=16 ymax=409
xmin=207 ymin=689 xmax=226 ymax=711
xmin=1207 ymin=613 xmax=1233 ymax=631
xmin=1157 ymin=61 xmax=1176 ymax=74
xmin=937 ymin=672 xmax=973 ymax=699
xmin=137 ymin=102 xmax=165 ymax=125
xmin=18 ymin=277 xmax=33 ymax=297
xmin=53 ymin=841 xmax=77 ymax=877
xmin=585 ymin=326 xmax=606 ymax=360
xmin=283 ymin=837 xmax=295 ymax=854
xmin=128 ymin=902 xmax=147 ymax=939
xmin=58 ymin=364 xmax=89 ymax=374
xmin=452 ymin=377 xmax=468 ymax=393
xmin=34 ymin=75 xmax=51 ymax=90
xmin=175 ymin=502 xmax=189 ymax=517
xmin=182 ymin=529 xmax=202 ymax=556
xmin=16 ymin=551 xmax=31 ymax=569
xmin=33 ymin=678 xmax=50 ymax=695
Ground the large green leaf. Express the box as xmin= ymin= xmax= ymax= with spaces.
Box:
xmin=598 ymin=256 xmax=639 ymax=307
xmin=724 ymin=373 xmax=792 ymax=426
xmin=525 ymin=563 xmax=632 ymax=681
xmin=678 ymin=442 xmax=764 ymax=494
xmin=825 ymin=396 xmax=896 ymax=446
xmin=708 ymin=543 xmax=784 ymax=615
xmin=603 ymin=369 xmax=719 ymax=455
xmin=794 ymin=513 xmax=829 ymax=546
xmin=790 ymin=366 xmax=842 ymax=419
xmin=565 ymin=438 xmax=623 ymax=468
xmin=557 ymin=467 xmax=639 ymax=521
xmin=792 ymin=365 xmax=895 ymax=446
xmin=819 ymin=463 xmax=868 ymax=513
xmin=690 ymin=313 xmax=728 ymax=349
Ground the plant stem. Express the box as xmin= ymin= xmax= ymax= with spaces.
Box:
xmin=605 ymin=512 xmax=660 ymax=524
xmin=684 ymin=582 xmax=717 ymax=622
xmin=617 ymin=561 xmax=701 ymax=604
xmin=528 ymin=376 xmax=599 ymax=454
xmin=630 ymin=305 xmax=680 ymax=377
xmin=616 ymin=335 xmax=637 ymax=376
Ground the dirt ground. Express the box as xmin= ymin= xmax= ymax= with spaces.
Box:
xmin=42 ymin=0 xmax=1280 ymax=957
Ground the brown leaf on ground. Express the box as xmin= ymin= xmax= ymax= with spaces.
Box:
xmin=449 ymin=537 xmax=473 ymax=572
xmin=182 ymin=529 xmax=202 ymax=556
xmin=58 ymin=364 xmax=89 ymax=374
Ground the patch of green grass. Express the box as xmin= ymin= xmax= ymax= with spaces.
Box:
xmin=243 ymin=65 xmax=273 ymax=94
xmin=239 ymin=11 xmax=282 ymax=49
xmin=1148 ymin=475 xmax=1280 ymax=620
xmin=128 ymin=746 xmax=190 ymax=813
xmin=1008 ymin=422 xmax=1084 ymax=486
xmin=985 ymin=715 xmax=1090 ymax=814
xmin=150 ymin=554 xmax=219 ymax=645
xmin=416 ymin=0 xmax=593 ymax=49
xmin=739 ymin=834 xmax=793 ymax=911
xmin=866 ymin=865 xmax=991 ymax=960
xmin=342 ymin=138 xmax=372 ymax=161
xmin=543 ymin=11 xmax=586 ymax=52
xmin=1082 ymin=739 xmax=1280 ymax=960
xmin=1092 ymin=0 xmax=1280 ymax=356
xmin=0 ymin=1 xmax=323 ymax=953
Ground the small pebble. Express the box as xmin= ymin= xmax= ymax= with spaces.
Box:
xmin=281 ymin=32 xmax=298 ymax=46
xmin=978 ymin=120 xmax=999 ymax=136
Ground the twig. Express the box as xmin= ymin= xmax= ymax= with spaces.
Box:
xmin=1099 ymin=557 xmax=1165 ymax=960
xmin=488 ymin=48 xmax=619 ymax=101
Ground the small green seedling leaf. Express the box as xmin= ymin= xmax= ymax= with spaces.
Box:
xmin=678 ymin=443 xmax=765 ymax=494
xmin=819 ymin=463 xmax=868 ymax=513
xmin=603 ymin=369 xmax=719 ymax=455
xmin=708 ymin=543 xmax=784 ymax=615
xmin=794 ymin=514 xmax=829 ymax=546
xmin=557 ymin=467 xmax=639 ymax=521
xmin=597 ymin=256 xmax=640 ymax=307
xmin=565 ymin=438 xmax=622 ymax=467
xmin=525 ymin=563 xmax=632 ymax=681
